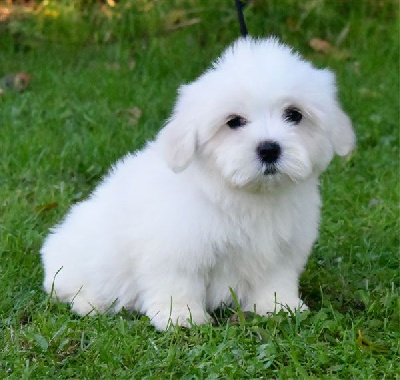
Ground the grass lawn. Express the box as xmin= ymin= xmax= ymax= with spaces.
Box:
xmin=0 ymin=0 xmax=399 ymax=378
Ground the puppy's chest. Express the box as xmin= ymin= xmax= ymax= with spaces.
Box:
xmin=215 ymin=201 xmax=295 ymax=263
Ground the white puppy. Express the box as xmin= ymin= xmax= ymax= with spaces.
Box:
xmin=41 ymin=37 xmax=355 ymax=330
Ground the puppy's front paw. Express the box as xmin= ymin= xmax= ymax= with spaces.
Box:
xmin=148 ymin=305 xmax=211 ymax=330
xmin=272 ymin=298 xmax=309 ymax=314
xmin=244 ymin=297 xmax=308 ymax=315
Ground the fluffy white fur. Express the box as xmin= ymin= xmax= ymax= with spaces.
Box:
xmin=41 ymin=37 xmax=355 ymax=330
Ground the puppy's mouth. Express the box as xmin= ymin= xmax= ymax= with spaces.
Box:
xmin=263 ymin=165 xmax=278 ymax=175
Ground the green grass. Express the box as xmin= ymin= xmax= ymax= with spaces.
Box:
xmin=1 ymin=0 xmax=399 ymax=378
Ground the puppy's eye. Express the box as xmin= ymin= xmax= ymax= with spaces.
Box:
xmin=226 ymin=115 xmax=247 ymax=129
xmin=284 ymin=107 xmax=303 ymax=124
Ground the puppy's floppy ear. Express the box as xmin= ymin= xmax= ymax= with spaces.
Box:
xmin=159 ymin=116 xmax=197 ymax=173
xmin=314 ymin=69 xmax=356 ymax=156
xmin=158 ymin=85 xmax=197 ymax=173
xmin=329 ymin=102 xmax=356 ymax=156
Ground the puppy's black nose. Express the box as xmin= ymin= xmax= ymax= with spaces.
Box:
xmin=257 ymin=141 xmax=281 ymax=164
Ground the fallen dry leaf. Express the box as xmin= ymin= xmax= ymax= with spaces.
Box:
xmin=309 ymin=38 xmax=351 ymax=60
xmin=309 ymin=38 xmax=332 ymax=54
xmin=164 ymin=9 xmax=200 ymax=31
xmin=118 ymin=106 xmax=142 ymax=126
xmin=0 ymin=72 xmax=31 ymax=92
xmin=0 ymin=7 xmax=12 ymax=22
xmin=126 ymin=107 xmax=142 ymax=118
xmin=165 ymin=9 xmax=187 ymax=28
xmin=36 ymin=202 xmax=59 ymax=213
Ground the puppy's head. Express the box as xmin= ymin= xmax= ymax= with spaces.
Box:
xmin=159 ymin=37 xmax=355 ymax=189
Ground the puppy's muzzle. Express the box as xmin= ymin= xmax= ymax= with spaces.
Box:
xmin=257 ymin=141 xmax=281 ymax=175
